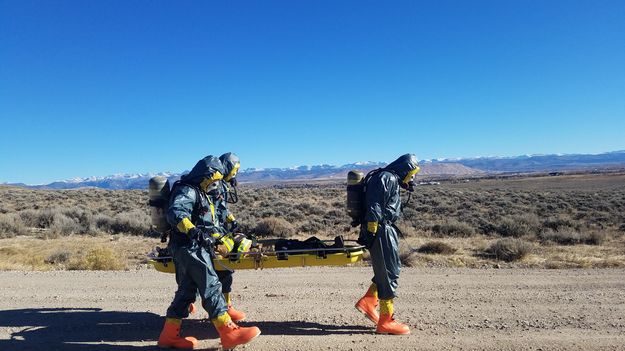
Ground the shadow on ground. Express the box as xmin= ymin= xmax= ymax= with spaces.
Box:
xmin=250 ymin=320 xmax=372 ymax=336
xmin=0 ymin=308 xmax=372 ymax=350
xmin=0 ymin=308 xmax=163 ymax=350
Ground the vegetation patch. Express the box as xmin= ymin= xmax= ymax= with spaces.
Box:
xmin=1 ymin=173 xmax=625 ymax=269
xmin=485 ymin=238 xmax=533 ymax=262
xmin=399 ymin=246 xmax=418 ymax=267
xmin=254 ymin=217 xmax=295 ymax=238
xmin=431 ymin=219 xmax=474 ymax=237
xmin=417 ymin=241 xmax=456 ymax=255
xmin=68 ymin=247 xmax=127 ymax=271
xmin=496 ymin=215 xmax=540 ymax=237
xmin=539 ymin=230 xmax=605 ymax=245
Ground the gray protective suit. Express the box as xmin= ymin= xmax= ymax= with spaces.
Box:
xmin=165 ymin=156 xmax=228 ymax=319
xmin=216 ymin=152 xmax=239 ymax=225
xmin=360 ymin=154 xmax=419 ymax=300
xmin=214 ymin=152 xmax=240 ymax=294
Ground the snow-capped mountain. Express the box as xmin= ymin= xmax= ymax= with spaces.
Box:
xmin=27 ymin=172 xmax=181 ymax=190
xmin=5 ymin=150 xmax=625 ymax=190
xmin=431 ymin=150 xmax=625 ymax=172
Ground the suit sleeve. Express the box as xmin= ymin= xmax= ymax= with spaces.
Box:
xmin=167 ymin=185 xmax=197 ymax=234
xmin=364 ymin=174 xmax=392 ymax=232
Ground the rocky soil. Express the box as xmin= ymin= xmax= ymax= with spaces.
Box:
xmin=1 ymin=267 xmax=624 ymax=350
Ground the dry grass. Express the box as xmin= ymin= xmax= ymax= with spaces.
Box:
xmin=539 ymin=229 xmax=606 ymax=245
xmin=0 ymin=235 xmax=154 ymax=271
xmin=67 ymin=246 xmax=126 ymax=270
xmin=253 ymin=217 xmax=296 ymax=238
xmin=484 ymin=238 xmax=534 ymax=262
xmin=1 ymin=172 xmax=625 ymax=270
xmin=417 ymin=241 xmax=457 ymax=255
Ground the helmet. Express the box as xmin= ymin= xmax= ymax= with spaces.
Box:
xmin=385 ymin=154 xmax=420 ymax=192
xmin=219 ymin=152 xmax=241 ymax=184
xmin=182 ymin=155 xmax=225 ymax=193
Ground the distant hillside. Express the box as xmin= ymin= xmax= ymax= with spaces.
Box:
xmin=4 ymin=150 xmax=624 ymax=190
xmin=441 ymin=150 xmax=625 ymax=172
xmin=7 ymin=162 xmax=480 ymax=190
xmin=418 ymin=163 xmax=482 ymax=176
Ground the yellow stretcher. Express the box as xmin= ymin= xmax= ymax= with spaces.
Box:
xmin=148 ymin=239 xmax=365 ymax=273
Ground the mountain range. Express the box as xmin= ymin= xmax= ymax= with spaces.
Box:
xmin=4 ymin=151 xmax=625 ymax=190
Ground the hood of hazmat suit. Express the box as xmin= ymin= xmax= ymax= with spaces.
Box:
xmin=219 ymin=153 xmax=241 ymax=183
xmin=181 ymin=156 xmax=226 ymax=193
xmin=384 ymin=154 xmax=420 ymax=191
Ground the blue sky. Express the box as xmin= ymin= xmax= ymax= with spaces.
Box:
xmin=1 ymin=0 xmax=624 ymax=184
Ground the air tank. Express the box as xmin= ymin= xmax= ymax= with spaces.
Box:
xmin=148 ymin=176 xmax=171 ymax=233
xmin=346 ymin=170 xmax=365 ymax=223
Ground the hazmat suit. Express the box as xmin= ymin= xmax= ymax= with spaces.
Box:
xmin=157 ymin=155 xmax=260 ymax=350
xmin=355 ymin=153 xmax=419 ymax=335
xmin=213 ymin=152 xmax=248 ymax=322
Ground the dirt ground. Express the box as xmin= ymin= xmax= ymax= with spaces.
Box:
xmin=1 ymin=267 xmax=624 ymax=351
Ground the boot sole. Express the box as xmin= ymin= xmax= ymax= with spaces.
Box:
xmin=355 ymin=304 xmax=378 ymax=324
xmin=221 ymin=330 xmax=261 ymax=350
xmin=375 ymin=330 xmax=411 ymax=335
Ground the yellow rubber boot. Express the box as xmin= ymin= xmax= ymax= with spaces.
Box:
xmin=157 ymin=318 xmax=198 ymax=349
xmin=224 ymin=293 xmax=246 ymax=322
xmin=213 ymin=313 xmax=261 ymax=350
xmin=376 ymin=299 xmax=410 ymax=335
xmin=355 ymin=283 xmax=379 ymax=324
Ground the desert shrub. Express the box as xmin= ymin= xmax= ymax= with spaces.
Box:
xmin=68 ymin=247 xmax=126 ymax=270
xmin=539 ymin=229 xmax=606 ymax=245
xmin=61 ymin=207 xmax=95 ymax=231
xmin=254 ymin=217 xmax=295 ymax=238
xmin=542 ymin=215 xmax=577 ymax=231
xmin=299 ymin=220 xmax=324 ymax=234
xmin=94 ymin=214 xmax=115 ymax=233
xmin=582 ymin=231 xmax=606 ymax=245
xmin=496 ymin=215 xmax=540 ymax=237
xmin=45 ymin=250 xmax=71 ymax=265
xmin=431 ymin=219 xmax=474 ymax=237
xmin=417 ymin=241 xmax=456 ymax=255
xmin=95 ymin=211 xmax=149 ymax=235
xmin=49 ymin=213 xmax=81 ymax=236
xmin=485 ymin=238 xmax=532 ymax=262
xmin=477 ymin=219 xmax=499 ymax=235
xmin=236 ymin=221 xmax=254 ymax=234
xmin=285 ymin=209 xmax=305 ymax=222
xmin=17 ymin=207 xmax=85 ymax=236
xmin=0 ymin=213 xmax=27 ymax=238
xmin=260 ymin=209 xmax=277 ymax=218
xmin=399 ymin=246 xmax=417 ymax=267
xmin=295 ymin=202 xmax=326 ymax=216
xmin=19 ymin=208 xmax=57 ymax=228
xmin=110 ymin=211 xmax=149 ymax=235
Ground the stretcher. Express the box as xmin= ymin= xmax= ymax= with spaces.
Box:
xmin=148 ymin=239 xmax=365 ymax=273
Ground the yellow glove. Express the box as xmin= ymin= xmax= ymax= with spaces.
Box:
xmin=367 ymin=221 xmax=379 ymax=234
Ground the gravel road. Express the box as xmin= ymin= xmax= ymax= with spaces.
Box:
xmin=1 ymin=267 xmax=624 ymax=350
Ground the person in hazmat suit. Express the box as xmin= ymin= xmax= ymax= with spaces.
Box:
xmin=212 ymin=152 xmax=250 ymax=322
xmin=157 ymin=155 xmax=261 ymax=350
xmin=354 ymin=153 xmax=419 ymax=335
